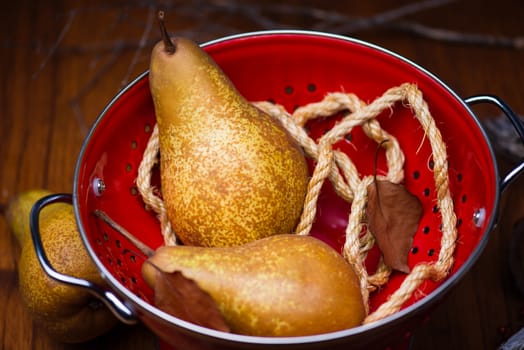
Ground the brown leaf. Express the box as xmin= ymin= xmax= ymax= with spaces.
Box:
xmin=148 ymin=262 xmax=231 ymax=332
xmin=366 ymin=180 xmax=422 ymax=273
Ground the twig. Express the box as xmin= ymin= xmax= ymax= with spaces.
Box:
xmin=120 ymin=5 xmax=156 ymax=87
xmin=391 ymin=21 xmax=524 ymax=50
xmin=54 ymin=39 xmax=158 ymax=55
xmin=69 ymin=41 xmax=124 ymax=137
xmin=94 ymin=209 xmax=155 ymax=257
xmin=32 ymin=9 xmax=77 ymax=80
xmin=328 ymin=0 xmax=457 ymax=34
xmin=89 ymin=5 xmax=129 ymax=70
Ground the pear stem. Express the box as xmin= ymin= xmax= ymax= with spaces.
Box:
xmin=94 ymin=209 xmax=155 ymax=257
xmin=157 ymin=10 xmax=176 ymax=54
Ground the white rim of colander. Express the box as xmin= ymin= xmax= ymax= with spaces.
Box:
xmin=73 ymin=29 xmax=500 ymax=346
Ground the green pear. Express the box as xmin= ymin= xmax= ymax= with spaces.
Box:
xmin=142 ymin=234 xmax=366 ymax=337
xmin=148 ymin=13 xmax=309 ymax=247
xmin=5 ymin=189 xmax=118 ymax=343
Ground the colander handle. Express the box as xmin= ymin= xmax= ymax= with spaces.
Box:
xmin=465 ymin=94 xmax=524 ymax=192
xmin=29 ymin=193 xmax=138 ymax=325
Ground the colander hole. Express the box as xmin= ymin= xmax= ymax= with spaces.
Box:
xmin=116 ymin=239 xmax=121 ymax=248
xmin=117 ymin=259 xmax=122 ymax=266
xmin=413 ymin=170 xmax=420 ymax=179
xmin=439 ymin=223 xmax=443 ymax=230
xmin=345 ymin=133 xmax=353 ymax=142
xmin=428 ymin=159 xmax=435 ymax=170
xmin=461 ymin=194 xmax=467 ymax=203
xmin=267 ymin=98 xmax=275 ymax=104
xmin=130 ymin=186 xmax=138 ymax=196
xmin=307 ymin=83 xmax=316 ymax=92
xmin=131 ymin=277 xmax=137 ymax=284
xmin=423 ymin=188 xmax=430 ymax=197
xmin=423 ymin=226 xmax=430 ymax=234
xmin=121 ymin=276 xmax=127 ymax=284
xmin=144 ymin=123 xmax=152 ymax=133
xmin=103 ymin=233 xmax=109 ymax=241
xmin=284 ymin=86 xmax=294 ymax=95
xmin=130 ymin=255 xmax=136 ymax=263
xmin=457 ymin=218 xmax=463 ymax=227
xmin=428 ymin=248 xmax=435 ymax=257
xmin=411 ymin=246 xmax=419 ymax=254
xmin=131 ymin=140 xmax=138 ymax=149
xmin=125 ymin=163 xmax=132 ymax=172
xmin=96 ymin=238 xmax=102 ymax=245
xmin=432 ymin=205 xmax=439 ymax=213
xmin=107 ymin=258 xmax=113 ymax=265
xmin=457 ymin=173 xmax=463 ymax=182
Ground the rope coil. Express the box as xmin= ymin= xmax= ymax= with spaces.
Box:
xmin=135 ymin=82 xmax=457 ymax=324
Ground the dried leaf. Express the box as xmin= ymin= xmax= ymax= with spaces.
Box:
xmin=366 ymin=180 xmax=422 ymax=273
xmin=148 ymin=262 xmax=231 ymax=332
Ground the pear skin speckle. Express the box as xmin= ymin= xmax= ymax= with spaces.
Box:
xmin=7 ymin=189 xmax=118 ymax=343
xmin=5 ymin=189 xmax=56 ymax=245
xmin=149 ymin=37 xmax=309 ymax=247
xmin=143 ymin=234 xmax=366 ymax=336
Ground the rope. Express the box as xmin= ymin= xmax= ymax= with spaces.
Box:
xmin=135 ymin=124 xmax=177 ymax=246
xmin=135 ymin=82 xmax=457 ymax=325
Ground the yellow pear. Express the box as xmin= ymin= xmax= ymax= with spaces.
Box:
xmin=142 ymin=234 xmax=366 ymax=336
xmin=6 ymin=189 xmax=118 ymax=343
xmin=6 ymin=188 xmax=53 ymax=245
xmin=148 ymin=13 xmax=309 ymax=247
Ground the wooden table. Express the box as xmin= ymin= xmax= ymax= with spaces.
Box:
xmin=1 ymin=1 xmax=524 ymax=349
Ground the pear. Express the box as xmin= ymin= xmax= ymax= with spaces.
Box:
xmin=142 ymin=234 xmax=366 ymax=336
xmin=148 ymin=13 xmax=309 ymax=247
xmin=6 ymin=188 xmax=52 ymax=245
xmin=5 ymin=189 xmax=118 ymax=343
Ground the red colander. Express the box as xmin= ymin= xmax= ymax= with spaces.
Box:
xmin=30 ymin=30 xmax=524 ymax=349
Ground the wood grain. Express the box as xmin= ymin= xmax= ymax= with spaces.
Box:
xmin=1 ymin=1 xmax=524 ymax=349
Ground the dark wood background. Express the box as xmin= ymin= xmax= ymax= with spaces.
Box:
xmin=1 ymin=0 xmax=524 ymax=349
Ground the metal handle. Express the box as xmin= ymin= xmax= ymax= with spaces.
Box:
xmin=29 ymin=193 xmax=137 ymax=325
xmin=465 ymin=94 xmax=524 ymax=192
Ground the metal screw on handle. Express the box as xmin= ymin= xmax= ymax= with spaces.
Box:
xmin=29 ymin=193 xmax=137 ymax=325
xmin=465 ymin=94 xmax=524 ymax=192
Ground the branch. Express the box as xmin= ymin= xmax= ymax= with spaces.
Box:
xmin=390 ymin=21 xmax=524 ymax=50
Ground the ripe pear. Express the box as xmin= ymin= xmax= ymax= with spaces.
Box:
xmin=142 ymin=234 xmax=366 ymax=336
xmin=6 ymin=188 xmax=52 ymax=245
xmin=148 ymin=13 xmax=309 ymax=247
xmin=5 ymin=189 xmax=118 ymax=343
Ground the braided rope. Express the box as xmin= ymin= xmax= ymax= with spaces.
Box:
xmin=363 ymin=85 xmax=458 ymax=323
xmin=135 ymin=124 xmax=177 ymax=246
xmin=135 ymin=82 xmax=457 ymax=324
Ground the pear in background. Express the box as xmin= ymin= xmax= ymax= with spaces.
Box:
xmin=142 ymin=234 xmax=366 ymax=336
xmin=149 ymin=13 xmax=309 ymax=247
xmin=5 ymin=189 xmax=118 ymax=343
